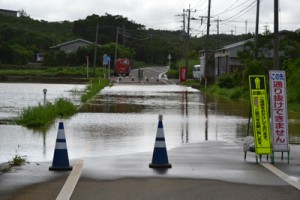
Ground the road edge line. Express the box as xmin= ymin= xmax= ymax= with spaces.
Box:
xmin=56 ymin=159 xmax=84 ymax=200
xmin=260 ymin=163 xmax=300 ymax=190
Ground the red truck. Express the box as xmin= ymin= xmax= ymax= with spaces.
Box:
xmin=114 ymin=58 xmax=131 ymax=76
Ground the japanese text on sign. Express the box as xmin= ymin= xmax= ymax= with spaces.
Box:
xmin=269 ymin=70 xmax=289 ymax=152
xmin=249 ymin=75 xmax=272 ymax=155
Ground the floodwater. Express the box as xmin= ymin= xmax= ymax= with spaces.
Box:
xmin=0 ymin=83 xmax=84 ymax=120
xmin=0 ymin=83 xmax=299 ymax=164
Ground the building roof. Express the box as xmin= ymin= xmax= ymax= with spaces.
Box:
xmin=216 ymin=39 xmax=254 ymax=52
xmin=50 ymin=38 xmax=93 ymax=49
xmin=0 ymin=8 xmax=18 ymax=16
xmin=0 ymin=8 xmax=18 ymax=13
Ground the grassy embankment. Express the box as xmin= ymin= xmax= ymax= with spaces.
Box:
xmin=9 ymin=66 xmax=110 ymax=128
xmin=181 ymin=79 xmax=300 ymax=113
xmin=0 ymin=65 xmax=89 ymax=76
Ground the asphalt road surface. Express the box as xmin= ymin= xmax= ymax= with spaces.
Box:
xmin=110 ymin=66 xmax=177 ymax=85
xmin=1 ymin=141 xmax=300 ymax=200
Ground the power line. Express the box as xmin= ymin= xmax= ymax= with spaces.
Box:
xmin=192 ymin=0 xmax=207 ymax=9
xmin=193 ymin=2 xmax=208 ymax=14
xmin=118 ymin=28 xmax=152 ymax=41
xmin=220 ymin=0 xmax=257 ymax=22
xmin=213 ymin=0 xmax=249 ymax=16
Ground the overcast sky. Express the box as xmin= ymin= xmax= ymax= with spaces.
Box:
xmin=1 ymin=0 xmax=299 ymax=36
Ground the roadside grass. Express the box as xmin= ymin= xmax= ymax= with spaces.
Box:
xmin=0 ymin=66 xmax=90 ymax=77
xmin=0 ymin=146 xmax=27 ymax=174
xmin=166 ymin=69 xmax=178 ymax=79
xmin=0 ymin=155 xmax=27 ymax=173
xmin=204 ymin=85 xmax=300 ymax=112
xmin=81 ymin=78 xmax=109 ymax=103
xmin=287 ymin=103 xmax=300 ymax=113
xmin=16 ymin=98 xmax=77 ymax=128
xmin=203 ymin=85 xmax=249 ymax=100
xmin=16 ymin=77 xmax=110 ymax=129
xmin=180 ymin=80 xmax=203 ymax=89
xmin=9 ymin=154 xmax=27 ymax=167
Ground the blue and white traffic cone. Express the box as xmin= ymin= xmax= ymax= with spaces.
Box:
xmin=149 ymin=115 xmax=172 ymax=168
xmin=49 ymin=122 xmax=72 ymax=171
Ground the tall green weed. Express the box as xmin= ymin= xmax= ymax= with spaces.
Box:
xmin=16 ymin=98 xmax=76 ymax=128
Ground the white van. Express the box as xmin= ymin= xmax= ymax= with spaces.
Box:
xmin=36 ymin=53 xmax=44 ymax=62
xmin=193 ymin=65 xmax=203 ymax=80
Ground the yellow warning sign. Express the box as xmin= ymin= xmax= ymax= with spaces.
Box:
xmin=249 ymin=75 xmax=272 ymax=155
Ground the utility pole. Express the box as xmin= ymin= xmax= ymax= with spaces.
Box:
xmin=176 ymin=12 xmax=186 ymax=34
xmin=176 ymin=12 xmax=186 ymax=60
xmin=114 ymin=27 xmax=119 ymax=66
xmin=93 ymin=22 xmax=99 ymax=76
xmin=245 ymin=20 xmax=248 ymax=34
xmin=214 ymin=17 xmax=222 ymax=49
xmin=122 ymin=23 xmax=126 ymax=46
xmin=204 ymin=0 xmax=211 ymax=87
xmin=215 ymin=17 xmax=222 ymax=36
xmin=255 ymin=0 xmax=260 ymax=59
xmin=183 ymin=5 xmax=196 ymax=73
xmin=274 ymin=0 xmax=279 ymax=70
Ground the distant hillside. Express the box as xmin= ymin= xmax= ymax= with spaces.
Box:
xmin=0 ymin=15 xmax=74 ymax=43
xmin=0 ymin=13 xmax=251 ymax=65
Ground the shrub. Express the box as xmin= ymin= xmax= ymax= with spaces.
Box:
xmin=9 ymin=154 xmax=27 ymax=167
xmin=16 ymin=98 xmax=76 ymax=128
xmin=242 ymin=60 xmax=268 ymax=90
xmin=217 ymin=69 xmax=240 ymax=89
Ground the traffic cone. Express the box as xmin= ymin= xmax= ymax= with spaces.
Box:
xmin=49 ymin=122 xmax=72 ymax=171
xmin=149 ymin=115 xmax=172 ymax=168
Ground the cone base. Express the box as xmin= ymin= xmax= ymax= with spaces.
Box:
xmin=49 ymin=166 xmax=73 ymax=171
xmin=149 ymin=163 xmax=172 ymax=168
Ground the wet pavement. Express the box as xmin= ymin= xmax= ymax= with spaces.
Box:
xmin=1 ymin=67 xmax=300 ymax=199
xmin=1 ymin=139 xmax=300 ymax=199
xmin=110 ymin=66 xmax=176 ymax=85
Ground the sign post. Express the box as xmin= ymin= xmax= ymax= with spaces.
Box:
xmin=86 ymin=56 xmax=89 ymax=78
xmin=249 ymin=75 xmax=272 ymax=160
xmin=103 ymin=54 xmax=107 ymax=79
xmin=269 ymin=70 xmax=289 ymax=162
xmin=43 ymin=88 xmax=47 ymax=107
xmin=168 ymin=54 xmax=172 ymax=68
xmin=103 ymin=54 xmax=111 ymax=80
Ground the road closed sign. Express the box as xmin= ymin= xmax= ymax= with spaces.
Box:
xmin=249 ymin=75 xmax=272 ymax=155
xmin=269 ymin=70 xmax=289 ymax=152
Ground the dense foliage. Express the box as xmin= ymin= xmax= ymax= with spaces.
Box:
xmin=0 ymin=15 xmax=74 ymax=65
xmin=0 ymin=13 xmax=250 ymax=67
xmin=1 ymin=13 xmax=300 ymax=108
xmin=217 ymin=69 xmax=241 ymax=89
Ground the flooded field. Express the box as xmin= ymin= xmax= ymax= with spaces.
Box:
xmin=0 ymin=83 xmax=85 ymax=120
xmin=0 ymin=83 xmax=299 ymax=164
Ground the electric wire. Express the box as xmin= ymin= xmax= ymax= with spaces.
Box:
xmin=220 ymin=0 xmax=257 ymax=22
xmin=118 ymin=28 xmax=152 ymax=41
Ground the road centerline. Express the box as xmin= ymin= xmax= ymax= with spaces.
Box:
xmin=56 ymin=159 xmax=84 ymax=200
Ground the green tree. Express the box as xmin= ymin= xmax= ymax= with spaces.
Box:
xmin=283 ymin=58 xmax=300 ymax=103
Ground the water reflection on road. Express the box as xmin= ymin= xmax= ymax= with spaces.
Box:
xmin=1 ymin=83 xmax=299 ymax=163
xmin=73 ymin=84 xmax=251 ymax=158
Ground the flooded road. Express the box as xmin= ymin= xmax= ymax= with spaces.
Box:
xmin=0 ymin=83 xmax=299 ymax=164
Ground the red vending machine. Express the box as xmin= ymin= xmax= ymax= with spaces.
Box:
xmin=179 ymin=67 xmax=187 ymax=82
